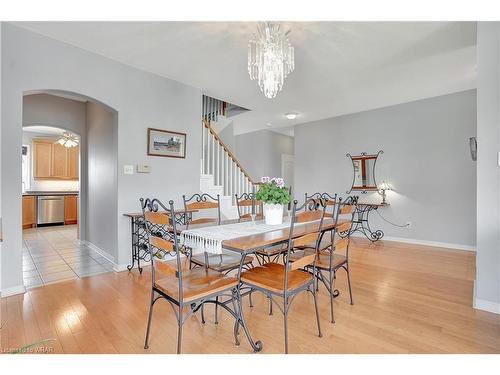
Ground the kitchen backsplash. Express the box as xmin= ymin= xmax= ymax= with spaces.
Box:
xmin=29 ymin=179 xmax=79 ymax=192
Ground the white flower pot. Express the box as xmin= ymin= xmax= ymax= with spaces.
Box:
xmin=263 ymin=203 xmax=284 ymax=225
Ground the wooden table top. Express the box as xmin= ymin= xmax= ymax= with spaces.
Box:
xmin=175 ymin=217 xmax=346 ymax=253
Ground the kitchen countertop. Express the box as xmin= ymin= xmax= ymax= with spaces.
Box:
xmin=23 ymin=191 xmax=79 ymax=196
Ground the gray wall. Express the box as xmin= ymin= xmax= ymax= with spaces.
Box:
xmin=1 ymin=23 xmax=201 ymax=291
xmin=295 ymin=90 xmax=477 ymax=248
xmin=476 ymin=22 xmax=500 ymax=312
xmin=23 ymin=93 xmax=86 ymax=130
xmin=86 ymin=102 xmax=118 ymax=260
xmin=218 ymin=122 xmax=236 ymax=152
xmin=235 ymin=130 xmax=294 ymax=181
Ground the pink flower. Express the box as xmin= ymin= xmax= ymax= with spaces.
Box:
xmin=275 ymin=178 xmax=285 ymax=188
xmin=261 ymin=176 xmax=270 ymax=183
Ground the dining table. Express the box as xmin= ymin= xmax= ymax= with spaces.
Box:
xmin=170 ymin=215 xmax=347 ymax=352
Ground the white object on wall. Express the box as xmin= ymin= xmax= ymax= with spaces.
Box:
xmin=123 ymin=165 xmax=134 ymax=175
xmin=137 ymin=165 xmax=151 ymax=173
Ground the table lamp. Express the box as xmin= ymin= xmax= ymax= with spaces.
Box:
xmin=378 ymin=181 xmax=391 ymax=204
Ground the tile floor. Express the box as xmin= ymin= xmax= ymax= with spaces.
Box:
xmin=23 ymin=225 xmax=114 ymax=288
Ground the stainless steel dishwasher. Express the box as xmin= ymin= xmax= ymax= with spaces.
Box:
xmin=37 ymin=195 xmax=65 ymax=225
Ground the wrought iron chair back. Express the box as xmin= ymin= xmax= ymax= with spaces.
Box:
xmin=304 ymin=192 xmax=337 ymax=216
xmin=140 ymin=198 xmax=184 ymax=301
xmin=284 ymin=198 xmax=327 ymax=294
xmin=329 ymin=195 xmax=358 ymax=264
xmin=235 ymin=192 xmax=263 ymax=220
xmin=183 ymin=193 xmax=221 ymax=227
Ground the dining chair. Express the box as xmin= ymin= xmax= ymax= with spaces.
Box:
xmin=289 ymin=196 xmax=357 ymax=324
xmin=183 ymin=192 xmax=253 ymax=324
xmin=299 ymin=193 xmax=338 ymax=252
xmin=235 ymin=192 xmax=263 ymax=220
xmin=183 ymin=193 xmax=221 ymax=227
xmin=304 ymin=192 xmax=337 ymax=217
xmin=239 ymin=198 xmax=325 ymax=353
xmin=140 ymin=198 xmax=240 ymax=354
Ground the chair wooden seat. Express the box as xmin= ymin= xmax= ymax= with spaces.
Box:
xmin=241 ymin=262 xmax=313 ymax=294
xmin=155 ymin=267 xmax=238 ymax=303
xmin=190 ymin=252 xmax=254 ymax=273
xmin=289 ymin=249 xmax=347 ymax=270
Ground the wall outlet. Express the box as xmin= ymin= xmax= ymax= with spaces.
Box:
xmin=123 ymin=165 xmax=134 ymax=175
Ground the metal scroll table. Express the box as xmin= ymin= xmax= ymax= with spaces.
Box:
xmin=123 ymin=209 xmax=196 ymax=273
xmin=350 ymin=202 xmax=389 ymax=242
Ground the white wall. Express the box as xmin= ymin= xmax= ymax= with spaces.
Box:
xmin=295 ymin=90 xmax=477 ymax=249
xmin=1 ymin=23 xmax=201 ymax=292
xmin=86 ymin=102 xmax=118 ymax=260
xmin=475 ymin=22 xmax=500 ymax=313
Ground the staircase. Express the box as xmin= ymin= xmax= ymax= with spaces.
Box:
xmin=200 ymin=95 xmax=258 ymax=220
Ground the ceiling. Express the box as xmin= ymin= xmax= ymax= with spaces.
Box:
xmin=23 ymin=125 xmax=66 ymax=135
xmin=15 ymin=22 xmax=477 ymax=136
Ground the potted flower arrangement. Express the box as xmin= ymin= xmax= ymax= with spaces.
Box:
xmin=255 ymin=177 xmax=291 ymax=225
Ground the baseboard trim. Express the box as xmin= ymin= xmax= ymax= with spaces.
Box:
xmin=78 ymin=240 xmax=117 ymax=264
xmin=112 ymin=264 xmax=131 ymax=272
xmin=1 ymin=284 xmax=26 ymax=298
xmin=474 ymin=298 xmax=500 ymax=314
xmin=351 ymin=233 xmax=475 ymax=252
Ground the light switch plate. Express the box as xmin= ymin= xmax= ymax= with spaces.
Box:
xmin=123 ymin=165 xmax=134 ymax=175
xmin=137 ymin=164 xmax=151 ymax=173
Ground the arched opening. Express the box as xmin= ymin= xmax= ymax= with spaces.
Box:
xmin=20 ymin=90 xmax=118 ymax=288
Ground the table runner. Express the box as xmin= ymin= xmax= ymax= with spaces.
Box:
xmin=181 ymin=218 xmax=295 ymax=255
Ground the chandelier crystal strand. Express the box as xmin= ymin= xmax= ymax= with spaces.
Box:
xmin=248 ymin=22 xmax=295 ymax=99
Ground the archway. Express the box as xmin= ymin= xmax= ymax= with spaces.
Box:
xmin=20 ymin=90 xmax=119 ymax=288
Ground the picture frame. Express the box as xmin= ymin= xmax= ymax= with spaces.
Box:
xmin=147 ymin=128 xmax=186 ymax=158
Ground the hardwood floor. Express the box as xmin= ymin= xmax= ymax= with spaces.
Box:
xmin=1 ymin=238 xmax=499 ymax=354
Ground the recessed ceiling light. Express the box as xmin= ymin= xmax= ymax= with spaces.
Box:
xmin=285 ymin=113 xmax=297 ymax=120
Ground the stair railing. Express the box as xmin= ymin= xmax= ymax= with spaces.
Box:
xmin=201 ymin=119 xmax=257 ymax=205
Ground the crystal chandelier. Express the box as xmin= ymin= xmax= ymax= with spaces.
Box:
xmin=56 ymin=132 xmax=79 ymax=148
xmin=248 ymin=22 xmax=295 ymax=99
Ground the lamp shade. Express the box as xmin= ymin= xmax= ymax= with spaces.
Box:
xmin=379 ymin=181 xmax=391 ymax=191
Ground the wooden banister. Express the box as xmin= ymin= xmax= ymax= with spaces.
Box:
xmin=202 ymin=119 xmax=257 ymax=185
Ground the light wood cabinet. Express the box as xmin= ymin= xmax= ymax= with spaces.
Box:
xmin=22 ymin=196 xmax=36 ymax=229
xmin=68 ymin=146 xmax=79 ymax=179
xmin=33 ymin=140 xmax=52 ymax=179
xmin=51 ymin=142 xmax=68 ymax=178
xmin=32 ymin=139 xmax=79 ymax=180
xmin=64 ymin=195 xmax=78 ymax=225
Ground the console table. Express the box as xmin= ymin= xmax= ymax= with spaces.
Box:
xmin=351 ymin=202 xmax=389 ymax=242
xmin=123 ymin=209 xmax=196 ymax=273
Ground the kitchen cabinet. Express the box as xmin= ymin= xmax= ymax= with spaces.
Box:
xmin=33 ymin=140 xmax=52 ymax=179
xmin=64 ymin=195 xmax=78 ymax=225
xmin=68 ymin=146 xmax=79 ymax=179
xmin=51 ymin=142 xmax=68 ymax=178
xmin=32 ymin=139 xmax=79 ymax=180
xmin=22 ymin=196 xmax=36 ymax=229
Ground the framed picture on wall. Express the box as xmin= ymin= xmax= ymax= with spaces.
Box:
xmin=147 ymin=128 xmax=186 ymax=158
